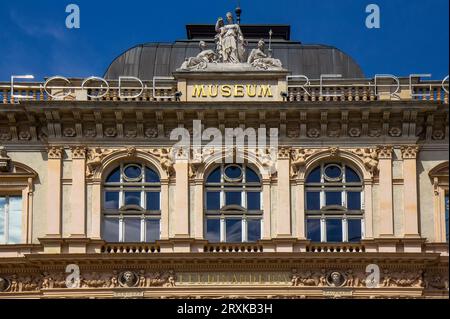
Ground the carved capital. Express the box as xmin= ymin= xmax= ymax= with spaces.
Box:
xmin=378 ymin=146 xmax=393 ymax=159
xmin=0 ymin=147 xmax=11 ymax=172
xmin=401 ymin=145 xmax=420 ymax=160
xmin=71 ymin=146 xmax=87 ymax=159
xmin=47 ymin=146 xmax=63 ymax=159
xmin=278 ymin=147 xmax=291 ymax=160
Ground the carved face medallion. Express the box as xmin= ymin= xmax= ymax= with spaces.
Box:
xmin=327 ymin=271 xmax=346 ymax=287
xmin=118 ymin=271 xmax=139 ymax=288
xmin=0 ymin=277 xmax=10 ymax=292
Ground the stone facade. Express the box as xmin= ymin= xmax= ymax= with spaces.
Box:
xmin=0 ymin=18 xmax=448 ymax=299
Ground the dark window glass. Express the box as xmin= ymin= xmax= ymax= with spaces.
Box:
xmin=246 ymin=168 xmax=260 ymax=183
xmin=124 ymin=192 xmax=141 ymax=206
xmin=146 ymin=219 xmax=160 ymax=242
xmin=226 ymin=219 xmax=242 ymax=242
xmin=124 ymin=165 xmax=142 ymax=180
xmin=124 ymin=218 xmax=141 ymax=242
xmin=206 ymin=219 xmax=220 ymax=242
xmin=247 ymin=192 xmax=261 ymax=210
xmin=347 ymin=192 xmax=361 ymax=210
xmin=104 ymin=192 xmax=119 ymax=209
xmin=145 ymin=168 xmax=160 ymax=183
xmin=206 ymin=192 xmax=221 ymax=210
xmin=445 ymin=194 xmax=449 ymax=243
xmin=326 ymin=219 xmax=342 ymax=242
xmin=345 ymin=167 xmax=361 ymax=183
xmin=306 ymin=167 xmax=321 ymax=183
xmin=146 ymin=192 xmax=160 ymax=211
xmin=247 ymin=219 xmax=261 ymax=242
xmin=348 ymin=219 xmax=362 ymax=242
xmin=306 ymin=192 xmax=321 ymax=210
xmin=326 ymin=192 xmax=342 ymax=206
xmin=103 ymin=218 xmax=119 ymax=242
xmin=307 ymin=219 xmax=321 ymax=242
xmin=225 ymin=165 xmax=242 ymax=180
xmin=0 ymin=197 xmax=4 ymax=243
xmin=106 ymin=167 xmax=120 ymax=183
xmin=207 ymin=168 xmax=221 ymax=183
xmin=226 ymin=192 xmax=242 ymax=206
xmin=325 ymin=165 xmax=342 ymax=179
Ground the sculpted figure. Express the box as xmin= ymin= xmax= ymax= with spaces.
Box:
xmin=247 ymin=39 xmax=283 ymax=70
xmin=110 ymin=271 xmax=119 ymax=288
xmin=346 ymin=270 xmax=354 ymax=287
xmin=180 ymin=41 xmax=217 ymax=70
xmin=215 ymin=12 xmax=246 ymax=63
xmin=41 ymin=273 xmax=53 ymax=289
xmin=382 ymin=270 xmax=392 ymax=287
xmin=9 ymin=275 xmax=19 ymax=292
xmin=0 ymin=277 xmax=9 ymax=292
xmin=291 ymin=269 xmax=300 ymax=286
xmin=167 ymin=271 xmax=176 ymax=287
xmin=138 ymin=270 xmax=147 ymax=288
xmin=355 ymin=148 xmax=379 ymax=174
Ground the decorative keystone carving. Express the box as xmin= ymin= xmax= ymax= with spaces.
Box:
xmin=71 ymin=146 xmax=87 ymax=160
xmin=378 ymin=146 xmax=393 ymax=159
xmin=401 ymin=145 xmax=420 ymax=159
xmin=126 ymin=147 xmax=137 ymax=158
xmin=0 ymin=147 xmax=11 ymax=172
xmin=47 ymin=146 xmax=63 ymax=159
xmin=330 ymin=147 xmax=340 ymax=157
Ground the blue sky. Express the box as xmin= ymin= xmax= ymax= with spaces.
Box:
xmin=0 ymin=0 xmax=448 ymax=81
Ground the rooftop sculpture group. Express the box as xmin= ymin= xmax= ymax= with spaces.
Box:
xmin=179 ymin=12 xmax=283 ymax=71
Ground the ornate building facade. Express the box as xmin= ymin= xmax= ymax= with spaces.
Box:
xmin=0 ymin=12 xmax=448 ymax=299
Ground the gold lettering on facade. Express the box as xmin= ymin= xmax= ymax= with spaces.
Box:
xmin=234 ymin=85 xmax=245 ymax=97
xmin=192 ymin=85 xmax=207 ymax=97
xmin=258 ymin=85 xmax=273 ymax=97
xmin=246 ymin=84 xmax=257 ymax=97
xmin=221 ymin=85 xmax=232 ymax=97
xmin=208 ymin=85 xmax=219 ymax=97
xmin=191 ymin=84 xmax=273 ymax=98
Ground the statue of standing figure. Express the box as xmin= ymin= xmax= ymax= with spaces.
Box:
xmin=215 ymin=12 xmax=246 ymax=63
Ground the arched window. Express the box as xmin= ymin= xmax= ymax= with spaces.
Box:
xmin=205 ymin=164 xmax=262 ymax=243
xmin=102 ymin=163 xmax=161 ymax=243
xmin=305 ymin=163 xmax=364 ymax=243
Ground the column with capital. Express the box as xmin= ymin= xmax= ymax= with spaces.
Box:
xmin=276 ymin=148 xmax=292 ymax=238
xmin=378 ymin=146 xmax=394 ymax=237
xmin=401 ymin=145 xmax=420 ymax=239
xmin=46 ymin=147 xmax=63 ymax=238
xmin=70 ymin=146 xmax=87 ymax=238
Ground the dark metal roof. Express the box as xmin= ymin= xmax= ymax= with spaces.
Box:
xmin=104 ymin=25 xmax=364 ymax=80
xmin=186 ymin=24 xmax=291 ymax=41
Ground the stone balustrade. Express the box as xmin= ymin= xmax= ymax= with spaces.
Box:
xmin=203 ymin=244 xmax=264 ymax=253
xmin=306 ymin=243 xmax=366 ymax=253
xmin=0 ymin=78 xmax=447 ymax=104
xmin=101 ymin=243 xmax=161 ymax=254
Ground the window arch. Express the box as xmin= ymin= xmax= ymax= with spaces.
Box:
xmin=429 ymin=161 xmax=449 ymax=242
xmin=102 ymin=163 xmax=161 ymax=243
xmin=305 ymin=162 xmax=364 ymax=243
xmin=204 ymin=164 xmax=262 ymax=243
